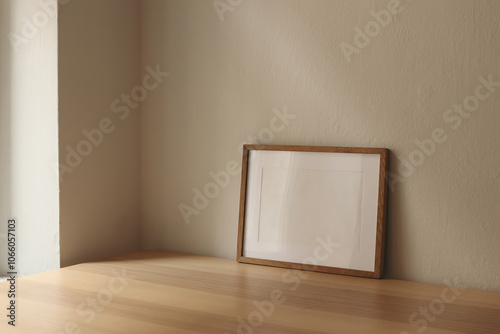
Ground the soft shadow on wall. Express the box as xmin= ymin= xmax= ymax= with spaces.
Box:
xmin=140 ymin=0 xmax=500 ymax=292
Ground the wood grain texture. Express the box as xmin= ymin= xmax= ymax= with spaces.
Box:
xmin=374 ymin=148 xmax=389 ymax=278
xmin=236 ymin=145 xmax=250 ymax=262
xmin=238 ymin=256 xmax=376 ymax=278
xmin=243 ymin=145 xmax=388 ymax=155
xmin=1 ymin=251 xmax=498 ymax=334
xmin=237 ymin=145 xmax=389 ymax=278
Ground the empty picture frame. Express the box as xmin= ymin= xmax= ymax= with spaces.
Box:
xmin=237 ymin=145 xmax=389 ymax=278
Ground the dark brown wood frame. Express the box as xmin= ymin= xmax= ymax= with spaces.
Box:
xmin=237 ymin=145 xmax=389 ymax=278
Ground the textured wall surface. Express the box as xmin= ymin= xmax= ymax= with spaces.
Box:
xmin=59 ymin=0 xmax=141 ymax=266
xmin=0 ymin=0 xmax=59 ymax=276
xmin=140 ymin=0 xmax=500 ymax=292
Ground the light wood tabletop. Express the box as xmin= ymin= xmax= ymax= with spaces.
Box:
xmin=0 ymin=251 xmax=499 ymax=333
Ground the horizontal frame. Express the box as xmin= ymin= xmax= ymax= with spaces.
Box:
xmin=237 ymin=145 xmax=389 ymax=278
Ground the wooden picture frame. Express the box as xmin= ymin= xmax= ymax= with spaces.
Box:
xmin=237 ymin=145 xmax=389 ymax=278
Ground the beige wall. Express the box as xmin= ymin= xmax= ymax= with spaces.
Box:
xmin=0 ymin=0 xmax=12 ymax=276
xmin=0 ymin=0 xmax=59 ymax=276
xmin=59 ymin=0 xmax=141 ymax=266
xmin=140 ymin=0 xmax=500 ymax=292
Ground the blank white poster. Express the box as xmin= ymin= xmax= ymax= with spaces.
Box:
xmin=243 ymin=150 xmax=380 ymax=272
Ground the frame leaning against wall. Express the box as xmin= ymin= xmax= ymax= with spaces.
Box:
xmin=237 ymin=145 xmax=389 ymax=278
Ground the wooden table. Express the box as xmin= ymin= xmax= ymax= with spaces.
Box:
xmin=0 ymin=251 xmax=499 ymax=333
